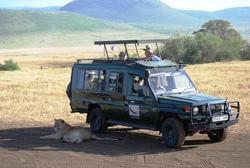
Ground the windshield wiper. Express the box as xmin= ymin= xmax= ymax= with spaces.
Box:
xmin=182 ymin=87 xmax=195 ymax=92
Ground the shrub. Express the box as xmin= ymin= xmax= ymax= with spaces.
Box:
xmin=240 ymin=44 xmax=250 ymax=60
xmin=160 ymin=20 xmax=247 ymax=64
xmin=0 ymin=59 xmax=20 ymax=71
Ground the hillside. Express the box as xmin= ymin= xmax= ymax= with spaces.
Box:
xmin=60 ymin=0 xmax=202 ymax=26
xmin=0 ymin=9 xmax=168 ymax=48
xmin=0 ymin=9 xmax=137 ymax=35
xmin=60 ymin=0 xmax=250 ymax=37
xmin=181 ymin=7 xmax=250 ymax=21
xmin=180 ymin=7 xmax=250 ymax=35
xmin=1 ymin=3 xmax=249 ymax=49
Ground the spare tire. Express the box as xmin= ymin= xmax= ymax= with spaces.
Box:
xmin=66 ymin=82 xmax=72 ymax=99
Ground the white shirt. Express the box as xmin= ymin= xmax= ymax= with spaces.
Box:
xmin=149 ymin=55 xmax=161 ymax=61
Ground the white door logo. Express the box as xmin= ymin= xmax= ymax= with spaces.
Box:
xmin=129 ymin=105 xmax=140 ymax=118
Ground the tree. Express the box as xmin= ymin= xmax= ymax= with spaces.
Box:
xmin=194 ymin=19 xmax=245 ymax=61
xmin=240 ymin=44 xmax=250 ymax=60
xmin=194 ymin=19 xmax=242 ymax=40
xmin=161 ymin=35 xmax=201 ymax=64
xmin=160 ymin=20 xmax=247 ymax=64
xmin=195 ymin=32 xmax=222 ymax=62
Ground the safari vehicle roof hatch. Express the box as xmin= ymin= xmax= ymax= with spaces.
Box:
xmin=94 ymin=39 xmax=170 ymax=61
xmin=135 ymin=59 xmax=177 ymax=68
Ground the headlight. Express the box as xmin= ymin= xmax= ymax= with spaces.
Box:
xmin=193 ymin=107 xmax=199 ymax=115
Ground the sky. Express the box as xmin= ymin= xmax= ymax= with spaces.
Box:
xmin=0 ymin=0 xmax=73 ymax=8
xmin=0 ymin=0 xmax=250 ymax=11
xmin=162 ymin=0 xmax=250 ymax=11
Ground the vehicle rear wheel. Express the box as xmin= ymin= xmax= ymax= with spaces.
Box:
xmin=162 ymin=118 xmax=185 ymax=148
xmin=207 ymin=128 xmax=228 ymax=142
xmin=89 ymin=108 xmax=107 ymax=133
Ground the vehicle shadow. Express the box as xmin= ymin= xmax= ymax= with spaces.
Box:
xmin=0 ymin=126 xmax=209 ymax=156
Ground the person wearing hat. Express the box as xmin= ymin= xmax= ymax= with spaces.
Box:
xmin=118 ymin=51 xmax=128 ymax=62
xmin=143 ymin=45 xmax=161 ymax=61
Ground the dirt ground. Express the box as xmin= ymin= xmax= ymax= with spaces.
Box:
xmin=0 ymin=49 xmax=249 ymax=168
xmin=0 ymin=121 xmax=249 ymax=168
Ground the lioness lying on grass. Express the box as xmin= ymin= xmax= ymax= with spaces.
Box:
xmin=40 ymin=119 xmax=118 ymax=143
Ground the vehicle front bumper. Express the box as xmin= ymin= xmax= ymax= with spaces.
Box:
xmin=188 ymin=118 xmax=239 ymax=131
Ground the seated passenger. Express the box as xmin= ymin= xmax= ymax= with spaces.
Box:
xmin=85 ymin=73 xmax=97 ymax=90
xmin=133 ymin=77 xmax=145 ymax=97
xmin=118 ymin=51 xmax=128 ymax=62
xmin=143 ymin=45 xmax=161 ymax=61
xmin=154 ymin=79 xmax=166 ymax=94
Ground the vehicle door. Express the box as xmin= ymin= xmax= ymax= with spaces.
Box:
xmin=125 ymin=75 xmax=158 ymax=128
xmin=104 ymin=71 xmax=126 ymax=121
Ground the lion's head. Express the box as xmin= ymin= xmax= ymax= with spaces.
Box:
xmin=54 ymin=119 xmax=69 ymax=132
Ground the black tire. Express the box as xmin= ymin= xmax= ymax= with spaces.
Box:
xmin=66 ymin=82 xmax=72 ymax=99
xmin=162 ymin=118 xmax=185 ymax=148
xmin=89 ymin=108 xmax=107 ymax=133
xmin=207 ymin=128 xmax=228 ymax=142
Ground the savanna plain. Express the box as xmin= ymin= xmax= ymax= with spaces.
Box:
xmin=0 ymin=47 xmax=250 ymax=168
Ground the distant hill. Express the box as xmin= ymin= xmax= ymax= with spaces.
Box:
xmin=180 ymin=7 xmax=250 ymax=36
xmin=0 ymin=9 xmax=136 ymax=35
xmin=60 ymin=0 xmax=201 ymax=26
xmin=180 ymin=7 xmax=250 ymax=21
xmin=1 ymin=3 xmax=249 ymax=48
xmin=0 ymin=9 xmax=167 ymax=48
xmin=60 ymin=0 xmax=250 ymax=36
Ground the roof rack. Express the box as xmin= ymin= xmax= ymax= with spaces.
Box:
xmin=94 ymin=39 xmax=169 ymax=45
xmin=94 ymin=39 xmax=170 ymax=61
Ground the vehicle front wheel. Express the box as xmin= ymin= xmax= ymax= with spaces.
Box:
xmin=89 ymin=108 xmax=107 ymax=133
xmin=162 ymin=118 xmax=185 ymax=148
xmin=207 ymin=128 xmax=228 ymax=142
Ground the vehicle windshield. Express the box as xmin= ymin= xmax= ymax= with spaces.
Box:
xmin=148 ymin=70 xmax=196 ymax=96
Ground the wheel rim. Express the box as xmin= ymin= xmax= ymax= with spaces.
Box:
xmin=165 ymin=126 xmax=176 ymax=146
xmin=91 ymin=114 xmax=101 ymax=131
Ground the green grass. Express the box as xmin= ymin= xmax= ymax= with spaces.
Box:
xmin=0 ymin=9 xmax=169 ymax=48
xmin=0 ymin=9 xmax=136 ymax=35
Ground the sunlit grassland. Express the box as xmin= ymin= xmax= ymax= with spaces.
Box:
xmin=0 ymin=30 xmax=168 ymax=49
xmin=186 ymin=61 xmax=250 ymax=133
xmin=0 ymin=48 xmax=249 ymax=134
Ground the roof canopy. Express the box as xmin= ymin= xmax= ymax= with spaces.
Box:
xmin=94 ymin=39 xmax=170 ymax=45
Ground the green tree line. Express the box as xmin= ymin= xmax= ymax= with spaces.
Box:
xmin=160 ymin=20 xmax=250 ymax=64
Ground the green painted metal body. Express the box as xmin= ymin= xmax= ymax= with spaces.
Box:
xmin=68 ymin=59 xmax=240 ymax=132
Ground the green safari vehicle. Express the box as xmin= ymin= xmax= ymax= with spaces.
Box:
xmin=66 ymin=39 xmax=240 ymax=148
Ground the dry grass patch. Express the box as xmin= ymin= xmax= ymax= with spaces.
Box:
xmin=0 ymin=48 xmax=249 ymax=133
xmin=186 ymin=61 xmax=250 ymax=133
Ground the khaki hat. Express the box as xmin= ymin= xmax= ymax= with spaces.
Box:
xmin=143 ymin=45 xmax=153 ymax=53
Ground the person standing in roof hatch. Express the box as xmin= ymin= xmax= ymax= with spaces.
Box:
xmin=143 ymin=45 xmax=161 ymax=61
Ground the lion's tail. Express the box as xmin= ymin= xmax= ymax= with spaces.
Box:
xmin=91 ymin=134 xmax=119 ymax=141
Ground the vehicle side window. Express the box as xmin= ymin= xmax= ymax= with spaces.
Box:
xmin=98 ymin=70 xmax=106 ymax=91
xmin=107 ymin=72 xmax=123 ymax=93
xmin=131 ymin=76 xmax=150 ymax=97
xmin=84 ymin=70 xmax=98 ymax=90
xmin=76 ymin=69 xmax=85 ymax=90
